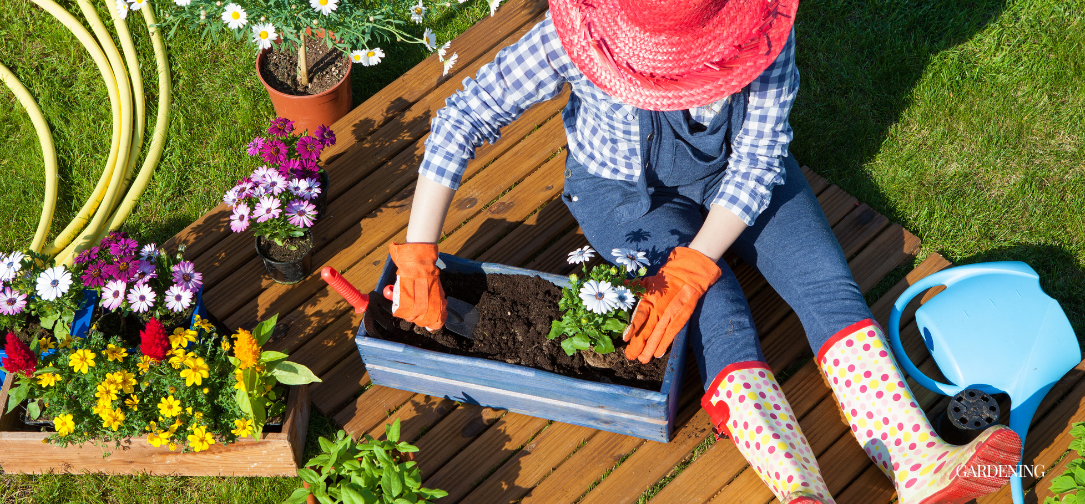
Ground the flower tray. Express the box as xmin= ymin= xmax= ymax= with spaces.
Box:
xmin=355 ymin=254 xmax=689 ymax=443
xmin=0 ymin=375 xmax=310 ymax=476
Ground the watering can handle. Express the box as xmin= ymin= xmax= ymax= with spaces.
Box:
xmin=321 ymin=267 xmax=370 ymax=314
xmin=887 ymin=261 xmax=1038 ymax=397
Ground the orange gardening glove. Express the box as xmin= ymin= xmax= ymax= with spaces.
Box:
xmin=388 ymin=242 xmax=447 ymax=331
xmin=624 ymin=247 xmax=721 ymax=363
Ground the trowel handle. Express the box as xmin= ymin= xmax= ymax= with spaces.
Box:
xmin=321 ymin=267 xmax=369 ymax=314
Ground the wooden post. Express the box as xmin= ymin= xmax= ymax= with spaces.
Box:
xmin=297 ymin=32 xmax=309 ymax=88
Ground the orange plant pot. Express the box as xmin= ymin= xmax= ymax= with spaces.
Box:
xmin=256 ymin=45 xmax=352 ymax=137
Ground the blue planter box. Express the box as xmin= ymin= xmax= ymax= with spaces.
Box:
xmin=355 ymin=254 xmax=689 ymax=442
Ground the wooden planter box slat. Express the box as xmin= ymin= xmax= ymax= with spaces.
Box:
xmin=0 ymin=373 xmax=309 ymax=477
xmin=356 ymin=254 xmax=688 ymax=442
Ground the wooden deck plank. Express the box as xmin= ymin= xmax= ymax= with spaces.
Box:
xmin=362 ymin=394 xmax=458 ymax=444
xmin=334 ymin=385 xmax=417 ymax=438
xmin=309 ymin=353 xmax=370 ymax=416
xmin=517 ymin=430 xmax=645 ymax=504
xmin=414 ymin=405 xmax=504 ymax=476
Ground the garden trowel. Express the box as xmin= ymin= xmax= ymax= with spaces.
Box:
xmin=320 ymin=267 xmax=479 ymax=339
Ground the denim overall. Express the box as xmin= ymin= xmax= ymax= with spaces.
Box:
xmin=562 ymin=89 xmax=872 ymax=390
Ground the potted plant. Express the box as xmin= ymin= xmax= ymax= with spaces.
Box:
xmin=355 ymin=249 xmax=689 ymax=442
xmin=284 ymin=421 xmax=448 ymax=504
xmin=156 ymin=0 xmax=463 ymax=134
xmin=225 ymin=119 xmax=330 ymax=284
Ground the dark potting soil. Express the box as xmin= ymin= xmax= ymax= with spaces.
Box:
xmin=365 ymin=272 xmax=669 ymax=391
xmin=95 ymin=307 xmax=192 ymax=348
xmin=260 ymin=35 xmax=349 ymax=96
xmin=258 ymin=236 xmax=311 ymax=263
xmin=0 ymin=320 xmax=53 ymax=350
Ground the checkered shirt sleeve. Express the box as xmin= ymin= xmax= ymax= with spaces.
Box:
xmin=712 ymin=29 xmax=800 ymax=226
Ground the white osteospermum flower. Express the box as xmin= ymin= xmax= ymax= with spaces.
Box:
xmin=115 ymin=0 xmax=129 ymax=18
xmin=489 ymin=0 xmax=501 ymax=17
xmin=251 ymin=23 xmax=277 ymax=50
xmin=409 ymin=0 xmax=425 ymax=23
xmin=422 ymin=28 xmax=437 ymax=51
xmin=356 ymin=47 xmax=383 ymax=66
xmin=0 ymin=251 xmax=24 ymax=282
xmin=35 ymin=266 xmax=72 ymax=302
xmin=164 ymin=285 xmax=193 ymax=312
xmin=128 ymin=0 xmax=146 ymax=11
xmin=221 ymin=3 xmax=247 ymax=30
xmin=612 ymin=248 xmax=649 ymax=273
xmin=174 ymin=0 xmax=190 ymax=5
xmin=127 ymin=283 xmax=155 ymax=313
xmin=309 ymin=0 xmax=337 ymax=16
xmin=613 ymin=286 xmax=635 ymax=310
xmin=102 ymin=280 xmax=127 ymax=311
xmin=579 ymin=280 xmax=618 ymax=315
xmin=567 ymin=246 xmax=595 ymax=265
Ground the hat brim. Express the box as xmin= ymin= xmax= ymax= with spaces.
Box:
xmin=550 ymin=0 xmax=798 ymax=111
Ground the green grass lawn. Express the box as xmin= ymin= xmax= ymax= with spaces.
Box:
xmin=0 ymin=0 xmax=1083 ymax=500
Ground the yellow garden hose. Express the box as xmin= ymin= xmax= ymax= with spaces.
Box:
xmin=106 ymin=6 xmax=171 ymax=233
xmin=0 ymin=63 xmax=58 ymax=254
xmin=110 ymin=2 xmax=147 ymax=189
xmin=32 ymin=0 xmax=123 ymax=257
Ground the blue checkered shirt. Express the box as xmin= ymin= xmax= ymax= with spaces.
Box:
xmin=420 ymin=13 xmax=799 ymax=225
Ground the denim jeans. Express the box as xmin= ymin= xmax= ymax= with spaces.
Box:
xmin=562 ymin=152 xmax=873 ymax=390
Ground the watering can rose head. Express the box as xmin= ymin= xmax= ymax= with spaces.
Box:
xmin=546 ymin=246 xmax=648 ymax=356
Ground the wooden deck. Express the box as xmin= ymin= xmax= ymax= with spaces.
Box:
xmin=169 ymin=1 xmax=1085 ymax=501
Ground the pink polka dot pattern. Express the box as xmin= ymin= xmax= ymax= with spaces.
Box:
xmin=818 ymin=322 xmax=998 ymax=503
xmin=704 ymin=363 xmax=836 ymax=504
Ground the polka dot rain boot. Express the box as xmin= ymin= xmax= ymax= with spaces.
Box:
xmin=702 ymin=361 xmax=836 ymax=504
xmin=817 ymin=319 xmax=1022 ymax=504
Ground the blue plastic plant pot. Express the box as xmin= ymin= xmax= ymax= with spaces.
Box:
xmin=355 ymin=253 xmax=690 ymax=443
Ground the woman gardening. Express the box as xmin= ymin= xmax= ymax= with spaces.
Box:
xmin=381 ymin=0 xmax=1022 ymax=502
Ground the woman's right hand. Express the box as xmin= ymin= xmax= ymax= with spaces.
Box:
xmin=389 ymin=242 xmax=446 ymax=331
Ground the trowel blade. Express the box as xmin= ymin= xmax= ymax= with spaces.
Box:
xmin=445 ymin=296 xmax=479 ymax=339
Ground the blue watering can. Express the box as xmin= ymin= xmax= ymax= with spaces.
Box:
xmin=887 ymin=261 xmax=1080 ymax=504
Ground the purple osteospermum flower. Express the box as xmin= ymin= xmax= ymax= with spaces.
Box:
xmin=164 ymin=284 xmax=193 ymax=312
xmin=314 ymin=124 xmax=336 ymax=147
xmin=172 ymin=261 xmax=203 ymax=292
xmin=268 ymin=117 xmax=294 ymax=138
xmin=230 ymin=203 xmax=251 ymax=233
xmin=299 ymin=159 xmax=320 ymax=178
xmin=278 ymin=158 xmax=302 ymax=179
xmin=105 ymin=256 xmax=140 ymax=282
xmin=261 ymin=140 xmax=288 ymax=166
xmin=110 ymin=237 xmax=138 ymax=257
xmin=296 ymin=136 xmax=322 ymax=160
xmin=81 ymin=260 xmax=108 ymax=288
xmin=298 ymin=178 xmax=321 ymax=200
xmin=263 ymin=172 xmax=288 ymax=195
xmin=223 ymin=186 xmax=242 ymax=207
xmin=287 ymin=178 xmax=304 ymax=196
xmin=286 ymin=199 xmax=317 ymax=228
xmin=101 ymin=280 xmax=126 ymax=310
xmin=252 ymin=196 xmax=282 ymax=223
xmin=101 ymin=231 xmax=127 ymax=248
xmin=0 ymin=287 xmax=27 ymax=315
xmin=74 ymin=246 xmax=100 ymax=265
xmin=140 ymin=243 xmax=159 ymax=261
xmin=246 ymin=137 xmax=266 ymax=156
xmin=133 ymin=260 xmax=157 ymax=285
xmin=127 ymin=283 xmax=155 ymax=313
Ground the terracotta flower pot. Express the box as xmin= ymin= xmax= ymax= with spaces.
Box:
xmin=256 ymin=36 xmax=352 ymax=137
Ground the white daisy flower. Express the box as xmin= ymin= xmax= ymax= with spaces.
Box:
xmin=252 ymin=23 xmax=277 ymax=50
xmin=579 ymin=280 xmax=618 ymax=314
xmin=127 ymin=0 xmax=146 ymax=11
xmin=350 ymin=50 xmax=365 ymax=64
xmin=102 ymin=280 xmax=126 ymax=311
xmin=127 ymin=283 xmax=155 ymax=313
xmin=613 ymin=285 xmax=635 ymax=310
xmin=409 ymin=0 xmax=425 ymax=23
xmin=437 ymin=41 xmax=450 ymax=60
xmin=567 ymin=246 xmax=595 ymax=265
xmin=115 ymin=0 xmax=129 ymax=18
xmin=221 ymin=3 xmax=247 ymax=30
xmin=612 ymin=248 xmax=649 ymax=273
xmin=355 ymin=47 xmax=383 ymax=66
xmin=309 ymin=0 xmax=337 ymax=16
xmin=442 ymin=52 xmax=458 ymax=76
xmin=422 ymin=28 xmax=437 ymax=51
xmin=174 ymin=0 xmax=190 ymax=5
xmin=35 ymin=266 xmax=72 ymax=302
xmin=164 ymin=284 xmax=193 ymax=312
xmin=489 ymin=0 xmax=501 ymax=17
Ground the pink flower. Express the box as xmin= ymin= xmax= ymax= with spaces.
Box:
xmin=127 ymin=283 xmax=155 ymax=313
xmin=101 ymin=280 xmax=126 ymax=310
xmin=171 ymin=261 xmax=203 ymax=292
xmin=261 ymin=140 xmax=288 ymax=166
xmin=223 ymin=186 xmax=242 ymax=207
xmin=251 ymin=166 xmax=275 ymax=184
xmin=252 ymin=196 xmax=281 ymax=223
xmin=74 ymin=246 xmax=100 ymax=265
xmin=0 ymin=287 xmax=27 ymax=315
xmin=105 ymin=256 xmax=140 ymax=283
xmin=80 ymin=260 xmax=108 ymax=288
xmin=109 ymin=237 xmax=138 ymax=257
xmin=296 ymin=136 xmax=322 ymax=160
xmin=268 ymin=117 xmax=295 ymax=138
xmin=314 ymin=124 xmax=336 ymax=148
xmin=230 ymin=203 xmax=250 ymax=232
xmin=286 ymin=199 xmax=317 ymax=228
xmin=263 ymin=172 xmax=288 ymax=196
xmin=246 ymin=137 xmax=266 ymax=156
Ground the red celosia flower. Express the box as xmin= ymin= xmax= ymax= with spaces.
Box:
xmin=140 ymin=318 xmax=170 ymax=361
xmin=3 ymin=332 xmax=36 ymax=377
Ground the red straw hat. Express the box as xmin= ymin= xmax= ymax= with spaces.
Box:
xmin=549 ymin=0 xmax=799 ymax=111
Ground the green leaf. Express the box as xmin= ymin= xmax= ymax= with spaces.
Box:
xmin=1071 ymin=423 xmax=1085 ymax=439
xmin=297 ymin=468 xmax=321 ymax=485
xmin=7 ymin=382 xmax=29 ymax=412
xmin=560 ymin=338 xmax=577 ymax=356
xmin=570 ymin=334 xmax=591 ymax=350
xmin=603 ymin=318 xmax=626 ymax=333
xmin=1045 ymin=497 xmax=1061 ymax=504
xmin=269 ymin=360 xmax=322 ymax=385
xmin=253 ymin=314 xmax=279 ymax=346
xmin=236 ymin=388 xmax=253 ymax=417
xmin=386 ymin=418 xmax=401 ymax=443
xmin=1049 ymin=475 xmax=1079 ymax=495
xmin=593 ymin=335 xmax=615 ymax=354
xmin=1070 ymin=438 xmax=1085 ymax=456
xmin=318 ymin=436 xmax=335 ymax=455
xmin=259 ymin=351 xmax=290 ymax=364
xmin=26 ymin=401 xmax=40 ymax=420
xmin=547 ymin=320 xmax=564 ymax=340
xmin=284 ymin=488 xmax=312 ymax=504
xmin=1075 ymin=466 xmax=1085 ymax=487
xmin=342 ymin=485 xmax=366 ymax=504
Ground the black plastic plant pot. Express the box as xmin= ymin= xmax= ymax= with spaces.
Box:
xmin=315 ymin=170 xmax=329 ymax=221
xmin=255 ymin=232 xmax=313 ymax=285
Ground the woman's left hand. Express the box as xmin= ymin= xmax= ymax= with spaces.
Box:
xmin=623 ymin=247 xmax=721 ymax=363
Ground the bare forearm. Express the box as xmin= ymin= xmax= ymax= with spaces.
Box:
xmin=687 ymin=205 xmax=748 ymax=262
xmin=405 ymin=175 xmax=456 ymax=243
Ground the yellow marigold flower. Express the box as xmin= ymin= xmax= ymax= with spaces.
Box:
xmin=170 ymin=419 xmax=183 ymax=433
xmin=170 ymin=327 xmax=197 ymax=349
xmin=158 ymin=395 xmax=182 ymax=418
xmin=101 ymin=408 xmax=125 ymax=431
xmin=54 ymin=413 xmax=75 ymax=437
xmin=125 ymin=394 xmax=139 ymax=409
xmin=233 ymin=369 xmax=246 ymax=391
xmin=147 ymin=420 xmax=158 ymax=432
xmin=68 ymin=349 xmax=96 ymax=374
xmin=95 ymin=382 xmax=119 ymax=403
xmin=194 ymin=411 xmax=203 ymax=419
xmin=185 ymin=406 xmax=193 ymax=415
xmin=137 ymin=355 xmax=153 ymax=374
xmin=187 ymin=426 xmax=216 ymax=452
xmin=119 ymin=370 xmax=137 ymax=394
xmin=168 ymin=349 xmax=186 ymax=369
xmin=103 ymin=372 xmax=123 ymax=390
xmin=180 ymin=357 xmax=209 ymax=387
xmin=168 ymin=386 xmax=176 ymax=394
xmin=104 ymin=344 xmax=128 ymax=362
xmin=168 ymin=442 xmax=177 ymax=451
xmin=57 ymin=336 xmax=72 ymax=349
xmin=194 ymin=315 xmax=214 ymax=332
xmin=233 ymin=328 xmax=260 ymax=370
xmin=147 ymin=429 xmax=165 ymax=447
xmin=38 ymin=337 xmax=55 ymax=352
xmin=220 ymin=338 xmax=231 ymax=351
xmin=232 ymin=418 xmax=254 ymax=438
xmin=93 ymin=401 xmax=112 ymax=416
xmin=202 ymin=387 xmax=209 ymax=394
xmin=36 ymin=372 xmax=61 ymax=387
